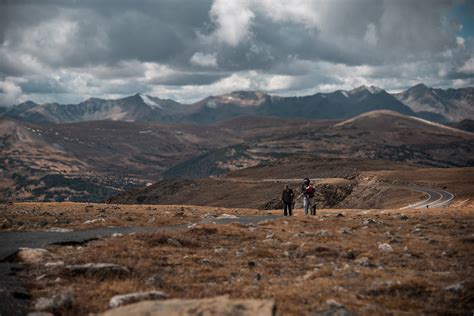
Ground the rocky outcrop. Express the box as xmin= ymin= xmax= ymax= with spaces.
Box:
xmin=17 ymin=248 xmax=57 ymax=264
xmin=101 ymin=295 xmax=276 ymax=316
xmin=109 ymin=291 xmax=168 ymax=308
xmin=64 ymin=263 xmax=130 ymax=279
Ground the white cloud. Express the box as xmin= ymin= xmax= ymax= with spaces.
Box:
xmin=459 ymin=57 xmax=474 ymax=74
xmin=190 ymin=52 xmax=218 ymax=68
xmin=364 ymin=23 xmax=378 ymax=46
xmin=208 ymin=0 xmax=255 ymax=46
xmin=0 ymin=80 xmax=23 ymax=106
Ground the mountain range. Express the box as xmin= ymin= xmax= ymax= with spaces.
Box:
xmin=2 ymin=84 xmax=472 ymax=124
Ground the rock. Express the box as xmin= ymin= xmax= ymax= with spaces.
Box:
xmin=109 ymin=291 xmax=168 ymax=308
xmin=65 ymin=263 xmax=130 ymax=279
xmin=339 ymin=227 xmax=352 ymax=234
xmin=47 ymin=227 xmax=73 ymax=232
xmin=17 ymin=248 xmax=56 ymax=264
xmin=399 ymin=215 xmax=409 ymax=220
xmin=214 ymin=247 xmax=226 ymax=254
xmin=112 ymin=233 xmax=124 ymax=238
xmin=198 ymin=258 xmax=211 ymax=265
xmin=217 ymin=214 xmax=238 ymax=219
xmin=265 ymin=232 xmax=274 ymax=239
xmin=313 ymin=299 xmax=352 ymax=316
xmin=318 ymin=230 xmax=332 ymax=237
xmin=355 ymin=257 xmax=371 ymax=267
xmin=336 ymin=213 xmax=345 ymax=218
xmin=362 ymin=218 xmax=376 ymax=225
xmin=445 ymin=281 xmax=464 ymax=292
xmin=44 ymin=261 xmax=65 ymax=267
xmin=35 ymin=293 xmax=74 ymax=312
xmin=1 ymin=218 xmax=13 ymax=229
xmin=378 ymin=243 xmax=393 ymax=252
xmin=83 ymin=218 xmax=106 ymax=224
xmin=100 ymin=295 xmax=276 ymax=316
xmin=255 ymin=273 xmax=262 ymax=281
xmin=167 ymin=238 xmax=182 ymax=247
xmin=27 ymin=312 xmax=54 ymax=316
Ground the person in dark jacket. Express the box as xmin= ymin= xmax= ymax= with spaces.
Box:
xmin=281 ymin=184 xmax=294 ymax=216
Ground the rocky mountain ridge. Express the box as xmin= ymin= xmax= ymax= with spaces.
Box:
xmin=2 ymin=84 xmax=472 ymax=124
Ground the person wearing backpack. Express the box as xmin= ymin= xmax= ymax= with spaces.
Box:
xmin=298 ymin=178 xmax=315 ymax=215
xmin=281 ymin=184 xmax=294 ymax=216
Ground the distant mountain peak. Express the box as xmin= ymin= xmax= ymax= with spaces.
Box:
xmin=350 ymin=85 xmax=383 ymax=95
xmin=137 ymin=93 xmax=163 ymax=109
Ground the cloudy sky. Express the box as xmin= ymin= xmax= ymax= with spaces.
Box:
xmin=1 ymin=0 xmax=473 ymax=105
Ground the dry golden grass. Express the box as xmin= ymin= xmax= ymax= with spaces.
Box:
xmin=16 ymin=205 xmax=474 ymax=315
xmin=0 ymin=202 xmax=264 ymax=231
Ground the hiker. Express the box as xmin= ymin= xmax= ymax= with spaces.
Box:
xmin=281 ymin=184 xmax=294 ymax=216
xmin=298 ymin=178 xmax=316 ymax=215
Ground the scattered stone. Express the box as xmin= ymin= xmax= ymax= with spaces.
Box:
xmin=303 ymin=270 xmax=318 ymax=280
xmin=44 ymin=261 xmax=65 ymax=267
xmin=100 ymin=295 xmax=276 ymax=316
xmin=65 ymin=263 xmax=130 ymax=278
xmin=282 ymin=221 xmax=289 ymax=225
xmin=318 ymin=230 xmax=333 ymax=237
xmin=248 ymin=261 xmax=256 ymax=268
xmin=313 ymin=299 xmax=352 ymax=316
xmin=355 ymin=257 xmax=371 ymax=267
xmin=1 ymin=218 xmax=12 ymax=229
xmin=166 ymin=238 xmax=182 ymax=247
xmin=198 ymin=258 xmax=211 ymax=265
xmin=83 ymin=218 xmax=105 ymax=224
xmin=214 ymin=247 xmax=226 ymax=254
xmin=47 ymin=227 xmax=73 ymax=233
xmin=339 ymin=227 xmax=352 ymax=235
xmin=378 ymin=243 xmax=393 ymax=252
xmin=35 ymin=293 xmax=74 ymax=312
xmin=362 ymin=218 xmax=376 ymax=225
xmin=36 ymin=274 xmax=47 ymax=281
xmin=399 ymin=215 xmax=409 ymax=220
xmin=109 ymin=291 xmax=168 ymax=308
xmin=17 ymin=248 xmax=56 ymax=264
xmin=445 ymin=282 xmax=464 ymax=292
xmin=265 ymin=232 xmax=274 ymax=239
xmin=255 ymin=273 xmax=262 ymax=281
xmin=217 ymin=214 xmax=238 ymax=219
xmin=112 ymin=233 xmax=124 ymax=238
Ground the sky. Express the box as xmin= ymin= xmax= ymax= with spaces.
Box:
xmin=0 ymin=0 xmax=473 ymax=106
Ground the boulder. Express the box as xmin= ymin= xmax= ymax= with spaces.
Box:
xmin=312 ymin=299 xmax=352 ymax=316
xmin=34 ymin=292 xmax=74 ymax=312
xmin=109 ymin=291 xmax=168 ymax=308
xmin=378 ymin=243 xmax=393 ymax=252
xmin=101 ymin=295 xmax=276 ymax=316
xmin=65 ymin=263 xmax=130 ymax=279
xmin=17 ymin=248 xmax=56 ymax=264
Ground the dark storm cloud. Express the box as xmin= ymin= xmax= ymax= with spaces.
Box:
xmin=0 ymin=0 xmax=472 ymax=105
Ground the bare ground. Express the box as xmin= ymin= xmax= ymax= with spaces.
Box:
xmin=12 ymin=205 xmax=474 ymax=315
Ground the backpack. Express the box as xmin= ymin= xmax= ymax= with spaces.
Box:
xmin=306 ymin=186 xmax=315 ymax=198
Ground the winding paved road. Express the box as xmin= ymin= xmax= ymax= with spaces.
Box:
xmin=400 ymin=187 xmax=454 ymax=209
